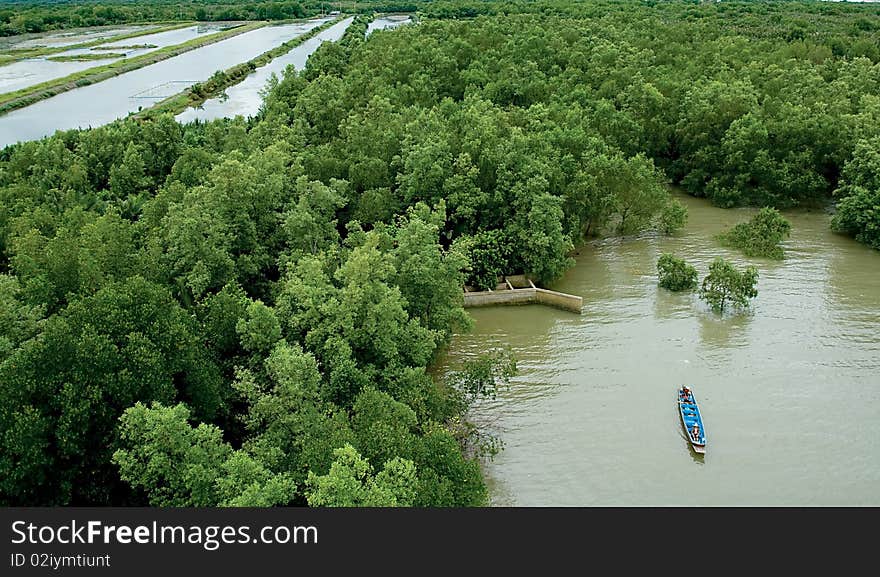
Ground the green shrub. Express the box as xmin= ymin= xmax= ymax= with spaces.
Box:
xmin=831 ymin=186 xmax=880 ymax=250
xmin=658 ymin=199 xmax=688 ymax=234
xmin=657 ymin=253 xmax=698 ymax=291
xmin=717 ymin=207 xmax=791 ymax=259
xmin=699 ymin=257 xmax=759 ymax=313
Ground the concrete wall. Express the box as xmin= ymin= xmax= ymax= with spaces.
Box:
xmin=505 ymin=274 xmax=533 ymax=289
xmin=463 ymin=286 xmax=583 ymax=314
xmin=535 ymin=288 xmax=583 ymax=313
xmin=463 ymin=288 xmax=537 ymax=307
xmin=462 ymin=272 xmax=582 ymax=314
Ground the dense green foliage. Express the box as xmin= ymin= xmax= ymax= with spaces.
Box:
xmin=396 ymin=0 xmax=880 ymax=225
xmin=114 ymin=401 xmax=299 ymax=506
xmin=831 ymin=137 xmax=880 ymax=249
xmin=659 ymin=199 xmax=688 ymax=235
xmin=0 ymin=111 xmax=492 ymax=505
xmin=699 ymin=258 xmax=759 ymax=314
xmin=2 ymin=0 xmax=880 ymax=506
xmin=305 ymin=443 xmax=417 ymax=506
xmin=717 ymin=207 xmax=792 ymax=259
xmin=0 ymin=1 xmax=415 ymax=36
xmin=1 ymin=1 xmax=304 ymax=36
xmin=657 ymin=254 xmax=697 ymax=292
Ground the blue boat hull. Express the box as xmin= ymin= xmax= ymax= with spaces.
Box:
xmin=678 ymin=387 xmax=706 ymax=453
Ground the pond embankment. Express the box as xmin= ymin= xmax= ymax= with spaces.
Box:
xmin=0 ymin=22 xmax=193 ymax=65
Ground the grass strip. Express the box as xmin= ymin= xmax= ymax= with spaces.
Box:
xmin=0 ymin=21 xmax=267 ymax=116
xmin=49 ymin=53 xmax=128 ymax=61
xmin=91 ymin=44 xmax=159 ymax=50
xmin=134 ymin=16 xmax=345 ymax=121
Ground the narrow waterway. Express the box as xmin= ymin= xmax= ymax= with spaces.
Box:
xmin=175 ymin=16 xmax=351 ymax=123
xmin=176 ymin=14 xmax=411 ymax=123
xmin=438 ymin=192 xmax=880 ymax=506
xmin=0 ymin=17 xmax=334 ymax=148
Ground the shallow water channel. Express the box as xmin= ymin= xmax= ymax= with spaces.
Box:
xmin=176 ymin=16 xmax=352 ymax=123
xmin=0 ymin=17 xmax=334 ymax=148
xmin=176 ymin=15 xmax=411 ymax=122
xmin=437 ymin=191 xmax=880 ymax=506
xmin=1 ymin=25 xmax=158 ymax=50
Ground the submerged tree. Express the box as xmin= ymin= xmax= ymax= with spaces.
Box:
xmin=699 ymin=257 xmax=759 ymax=314
xmin=444 ymin=348 xmax=517 ymax=460
xmin=657 ymin=253 xmax=697 ymax=292
xmin=717 ymin=207 xmax=792 ymax=259
xmin=658 ymin=199 xmax=688 ymax=235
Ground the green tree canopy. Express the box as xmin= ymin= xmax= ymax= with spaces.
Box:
xmin=657 ymin=253 xmax=698 ymax=292
xmin=831 ymin=137 xmax=880 ymax=249
xmin=717 ymin=207 xmax=792 ymax=259
xmin=305 ymin=444 xmax=418 ymax=507
xmin=698 ymin=257 xmax=759 ymax=314
xmin=0 ymin=277 xmax=222 ymax=505
xmin=113 ymin=402 xmax=296 ymax=507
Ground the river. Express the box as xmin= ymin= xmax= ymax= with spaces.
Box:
xmin=438 ymin=191 xmax=880 ymax=506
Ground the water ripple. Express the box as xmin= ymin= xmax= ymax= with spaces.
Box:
xmin=438 ymin=194 xmax=880 ymax=506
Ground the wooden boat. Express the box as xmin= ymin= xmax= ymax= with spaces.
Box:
xmin=678 ymin=386 xmax=706 ymax=454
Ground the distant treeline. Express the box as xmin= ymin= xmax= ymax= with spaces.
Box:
xmin=0 ymin=1 xmax=419 ymax=36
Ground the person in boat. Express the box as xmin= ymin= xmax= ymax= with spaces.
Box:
xmin=691 ymin=423 xmax=700 ymax=441
xmin=681 ymin=387 xmax=691 ymax=402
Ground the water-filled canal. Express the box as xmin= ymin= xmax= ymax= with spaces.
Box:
xmin=366 ymin=14 xmax=412 ymax=36
xmin=176 ymin=15 xmax=410 ymax=122
xmin=176 ymin=17 xmax=353 ymax=123
xmin=0 ymin=17 xmax=335 ymax=148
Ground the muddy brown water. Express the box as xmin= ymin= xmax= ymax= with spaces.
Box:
xmin=437 ymin=191 xmax=880 ymax=506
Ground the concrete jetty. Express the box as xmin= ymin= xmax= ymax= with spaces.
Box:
xmin=462 ymin=275 xmax=583 ymax=314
